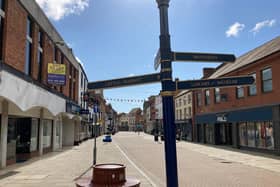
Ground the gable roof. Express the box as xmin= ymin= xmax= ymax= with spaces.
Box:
xmin=209 ymin=36 xmax=280 ymax=78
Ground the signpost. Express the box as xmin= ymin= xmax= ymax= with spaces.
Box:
xmin=87 ymin=0 xmax=254 ymax=186
xmin=176 ymin=76 xmax=255 ymax=90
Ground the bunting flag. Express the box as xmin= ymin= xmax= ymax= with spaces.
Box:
xmin=105 ymin=98 xmax=145 ymax=103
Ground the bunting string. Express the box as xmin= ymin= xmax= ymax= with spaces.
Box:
xmin=105 ymin=98 xmax=146 ymax=103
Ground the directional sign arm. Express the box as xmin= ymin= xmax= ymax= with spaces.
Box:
xmin=88 ymin=73 xmax=161 ymax=90
xmin=177 ymin=76 xmax=255 ymax=90
xmin=172 ymin=52 xmax=236 ymax=63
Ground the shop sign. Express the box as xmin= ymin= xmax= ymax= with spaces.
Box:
xmin=66 ymin=101 xmax=80 ymax=114
xmin=80 ymin=109 xmax=90 ymax=115
xmin=47 ymin=63 xmax=66 ymax=85
xmin=216 ymin=114 xmax=227 ymax=122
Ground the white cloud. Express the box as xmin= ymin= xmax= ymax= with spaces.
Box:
xmin=226 ymin=22 xmax=245 ymax=38
xmin=128 ymin=74 xmax=135 ymax=77
xmin=250 ymin=19 xmax=276 ymax=34
xmin=36 ymin=0 xmax=89 ymax=21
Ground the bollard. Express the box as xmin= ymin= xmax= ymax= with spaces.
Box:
xmin=76 ymin=163 xmax=140 ymax=187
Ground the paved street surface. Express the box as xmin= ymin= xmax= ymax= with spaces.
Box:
xmin=0 ymin=132 xmax=280 ymax=187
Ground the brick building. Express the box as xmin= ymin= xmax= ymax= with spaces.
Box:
xmin=193 ymin=36 xmax=280 ymax=155
xmin=0 ymin=0 xmax=85 ymax=168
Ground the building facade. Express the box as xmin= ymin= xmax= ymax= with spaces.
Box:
xmin=174 ymin=91 xmax=193 ymax=141
xmin=194 ymin=36 xmax=280 ymax=155
xmin=0 ymin=0 xmax=84 ymax=168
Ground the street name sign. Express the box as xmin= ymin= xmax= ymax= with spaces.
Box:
xmin=172 ymin=52 xmax=236 ymax=63
xmin=177 ymin=76 xmax=255 ymax=90
xmin=88 ymin=73 xmax=161 ymax=90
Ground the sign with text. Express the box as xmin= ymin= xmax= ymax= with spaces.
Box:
xmin=172 ymin=52 xmax=235 ymax=63
xmin=177 ymin=76 xmax=255 ymax=90
xmin=88 ymin=73 xmax=161 ymax=90
xmin=47 ymin=63 xmax=66 ymax=85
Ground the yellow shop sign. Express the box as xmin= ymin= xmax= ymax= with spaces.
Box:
xmin=48 ymin=63 xmax=66 ymax=75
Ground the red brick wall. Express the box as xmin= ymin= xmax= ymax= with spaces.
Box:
xmin=195 ymin=52 xmax=280 ymax=115
xmin=4 ymin=0 xmax=27 ymax=72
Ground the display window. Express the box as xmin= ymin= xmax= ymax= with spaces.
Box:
xmin=247 ymin=122 xmax=256 ymax=147
xmin=30 ymin=119 xmax=39 ymax=152
xmin=42 ymin=119 xmax=52 ymax=148
xmin=239 ymin=122 xmax=247 ymax=146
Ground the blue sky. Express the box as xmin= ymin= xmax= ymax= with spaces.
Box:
xmin=36 ymin=0 xmax=280 ymax=113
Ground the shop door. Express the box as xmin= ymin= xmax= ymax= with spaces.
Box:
xmin=16 ymin=118 xmax=31 ymax=156
xmin=226 ymin=123 xmax=233 ymax=145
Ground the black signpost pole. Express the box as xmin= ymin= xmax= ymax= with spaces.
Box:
xmin=156 ymin=1 xmax=179 ymax=187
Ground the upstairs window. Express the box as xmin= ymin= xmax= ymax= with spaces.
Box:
xmin=236 ymin=86 xmax=244 ymax=98
xmin=0 ymin=0 xmax=5 ymax=60
xmin=25 ymin=17 xmax=33 ymax=75
xmin=214 ymin=88 xmax=221 ymax=103
xmin=54 ymin=47 xmax=58 ymax=63
xmin=262 ymin=68 xmax=272 ymax=92
xmin=248 ymin=73 xmax=257 ymax=96
xmin=205 ymin=90 xmax=210 ymax=105
xmin=37 ymin=30 xmax=43 ymax=81
xmin=197 ymin=92 xmax=202 ymax=106
xmin=0 ymin=0 xmax=5 ymax=11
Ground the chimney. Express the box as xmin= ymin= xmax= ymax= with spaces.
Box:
xmin=203 ymin=68 xmax=216 ymax=78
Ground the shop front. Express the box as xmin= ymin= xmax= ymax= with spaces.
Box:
xmin=6 ymin=117 xmax=39 ymax=164
xmin=175 ymin=119 xmax=192 ymax=141
xmin=195 ymin=105 xmax=280 ymax=154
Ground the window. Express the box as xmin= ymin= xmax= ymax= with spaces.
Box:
xmin=262 ymin=68 xmax=272 ymax=92
xmin=0 ymin=0 xmax=5 ymax=60
xmin=214 ymin=88 xmax=221 ymax=103
xmin=0 ymin=0 xmax=5 ymax=10
xmin=179 ymin=99 xmax=182 ymax=107
xmin=247 ymin=122 xmax=256 ymax=147
xmin=38 ymin=30 xmax=43 ymax=81
xmin=236 ymin=86 xmax=244 ymax=98
xmin=25 ymin=17 xmax=33 ymax=75
xmin=179 ymin=110 xmax=182 ymax=120
xmin=81 ymin=74 xmax=84 ymax=88
xmin=184 ymin=108 xmax=187 ymax=119
xmin=239 ymin=122 xmax=247 ymax=146
xmin=205 ymin=90 xmax=210 ymax=105
xmin=197 ymin=92 xmax=202 ymax=106
xmin=188 ymin=94 xmax=191 ymax=104
xmin=239 ymin=121 xmax=274 ymax=150
xmin=248 ymin=73 xmax=257 ymax=96
xmin=183 ymin=97 xmax=186 ymax=105
xmin=188 ymin=107 xmax=192 ymax=117
xmin=54 ymin=47 xmax=58 ymax=63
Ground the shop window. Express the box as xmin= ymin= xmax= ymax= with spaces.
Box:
xmin=205 ymin=90 xmax=210 ymax=105
xmin=239 ymin=122 xmax=247 ymax=146
xmin=214 ymin=88 xmax=221 ymax=103
xmin=30 ymin=119 xmax=39 ymax=152
xmin=255 ymin=122 xmax=266 ymax=148
xmin=247 ymin=122 xmax=256 ymax=147
xmin=7 ymin=119 xmax=17 ymax=160
xmin=265 ymin=122 xmax=274 ymax=149
xmin=42 ymin=120 xmax=52 ymax=148
xmin=262 ymin=68 xmax=272 ymax=92
xmin=248 ymin=73 xmax=257 ymax=96
xmin=25 ymin=17 xmax=33 ymax=75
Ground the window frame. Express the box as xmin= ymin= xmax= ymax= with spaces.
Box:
xmin=248 ymin=73 xmax=257 ymax=96
xmin=261 ymin=67 xmax=273 ymax=93
xmin=205 ymin=89 xmax=210 ymax=105
xmin=25 ymin=17 xmax=33 ymax=75
xmin=236 ymin=86 xmax=245 ymax=99
xmin=214 ymin=88 xmax=221 ymax=103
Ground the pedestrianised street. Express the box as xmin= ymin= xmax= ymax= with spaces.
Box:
xmin=0 ymin=132 xmax=280 ymax=187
